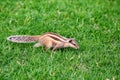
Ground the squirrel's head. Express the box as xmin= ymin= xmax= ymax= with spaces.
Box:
xmin=64 ymin=38 xmax=79 ymax=49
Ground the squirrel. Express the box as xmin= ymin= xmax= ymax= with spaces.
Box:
xmin=7 ymin=32 xmax=79 ymax=51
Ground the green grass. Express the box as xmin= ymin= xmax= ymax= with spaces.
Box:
xmin=0 ymin=0 xmax=120 ymax=79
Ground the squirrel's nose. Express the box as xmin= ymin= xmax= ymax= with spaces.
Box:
xmin=76 ymin=46 xmax=79 ymax=49
xmin=9 ymin=37 xmax=12 ymax=39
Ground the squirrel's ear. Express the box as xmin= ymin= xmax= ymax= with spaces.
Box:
xmin=67 ymin=38 xmax=73 ymax=43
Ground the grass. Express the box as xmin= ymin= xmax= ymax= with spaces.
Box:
xmin=0 ymin=0 xmax=120 ymax=79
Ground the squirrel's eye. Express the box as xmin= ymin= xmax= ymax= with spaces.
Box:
xmin=73 ymin=43 xmax=76 ymax=46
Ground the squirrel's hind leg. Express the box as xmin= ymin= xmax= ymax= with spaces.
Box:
xmin=33 ymin=43 xmax=42 ymax=48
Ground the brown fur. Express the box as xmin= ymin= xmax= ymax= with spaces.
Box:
xmin=7 ymin=32 xmax=79 ymax=50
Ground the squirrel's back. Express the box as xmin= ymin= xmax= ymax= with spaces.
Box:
xmin=7 ymin=35 xmax=39 ymax=43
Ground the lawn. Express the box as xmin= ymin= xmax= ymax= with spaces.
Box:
xmin=0 ymin=0 xmax=120 ymax=80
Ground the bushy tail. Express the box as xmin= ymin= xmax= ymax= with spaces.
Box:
xmin=7 ymin=35 xmax=39 ymax=43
